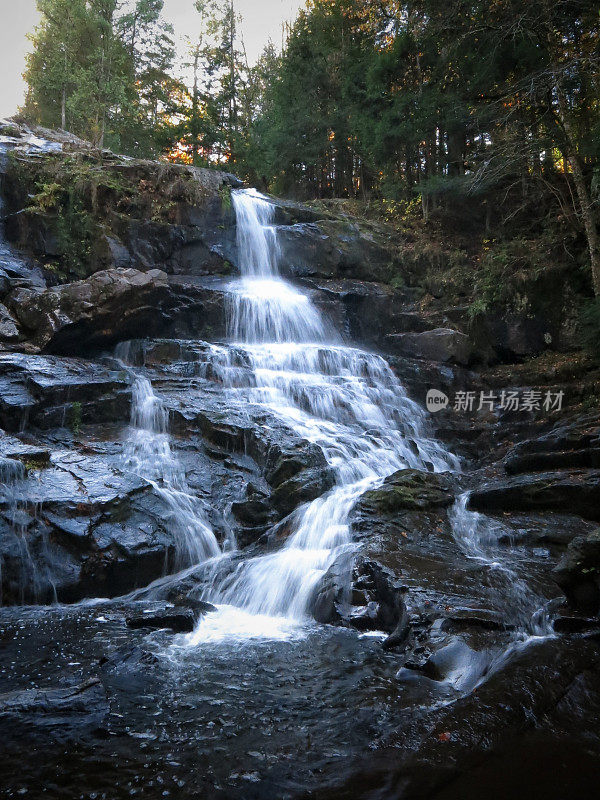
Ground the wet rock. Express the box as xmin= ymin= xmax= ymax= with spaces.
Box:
xmin=504 ymin=416 xmax=600 ymax=475
xmin=299 ymin=277 xmax=410 ymax=350
xmin=494 ymin=512 xmax=597 ymax=548
xmin=553 ymin=615 xmax=600 ymax=634
xmin=415 ymin=638 xmax=490 ymax=689
xmin=5 ymin=267 xmax=213 ymax=354
xmin=440 ymin=608 xmax=509 ymax=632
xmin=358 ymin=469 xmax=454 ymax=514
xmin=553 ymin=530 xmax=600 ymax=613
xmin=0 ymin=449 xmax=187 ymax=604
xmin=0 ymin=303 xmax=19 ymax=341
xmin=469 ymin=470 xmax=600 ymax=522
xmin=126 ymin=609 xmax=197 ymax=633
xmin=276 ymin=219 xmax=396 ymax=283
xmin=270 ymin=463 xmax=335 ymax=516
xmin=0 ymin=269 xmax=12 ymax=298
xmin=506 ymin=447 xmax=600 ymax=474
xmin=386 ymin=328 xmax=473 ymax=366
xmin=310 ymin=549 xmax=355 ymax=625
xmin=99 ymin=645 xmax=162 ymax=695
xmin=310 ymin=553 xmax=409 ymax=647
xmin=0 ymin=677 xmax=108 ymax=736
xmin=0 ymin=352 xmax=130 ymax=431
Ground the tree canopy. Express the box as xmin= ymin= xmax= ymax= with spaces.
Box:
xmin=21 ymin=0 xmax=600 ymax=293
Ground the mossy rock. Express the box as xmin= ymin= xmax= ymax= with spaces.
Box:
xmin=360 ymin=469 xmax=454 ymax=514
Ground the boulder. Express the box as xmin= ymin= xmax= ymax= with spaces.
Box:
xmin=359 ymin=469 xmax=454 ymax=514
xmin=386 ymin=328 xmax=473 ymax=366
xmin=553 ymin=530 xmax=600 ymax=613
xmin=0 ymin=678 xmax=108 ymax=736
xmin=126 ymin=610 xmax=197 ymax=633
xmin=5 ymin=267 xmax=214 ymax=354
xmin=309 ymin=552 xmax=410 ymax=647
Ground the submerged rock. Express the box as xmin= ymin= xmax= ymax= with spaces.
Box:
xmin=126 ymin=609 xmax=197 ymax=633
xmin=0 ymin=677 xmax=108 ymax=737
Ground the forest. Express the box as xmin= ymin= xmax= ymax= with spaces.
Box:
xmin=1 ymin=2 xmax=600 ymax=799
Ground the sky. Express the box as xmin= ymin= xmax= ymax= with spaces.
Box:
xmin=0 ymin=0 xmax=305 ymax=120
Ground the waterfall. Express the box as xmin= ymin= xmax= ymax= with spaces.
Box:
xmin=116 ymin=344 xmax=221 ymax=569
xmin=226 ymin=189 xmax=328 ymax=344
xmin=190 ymin=189 xmax=460 ymax=639
xmin=449 ymin=494 xmax=552 ymax=635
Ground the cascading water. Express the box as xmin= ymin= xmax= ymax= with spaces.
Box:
xmin=116 ymin=344 xmax=221 ymax=568
xmin=225 ymin=189 xmax=329 ymax=344
xmin=189 ymin=189 xmax=461 ymax=639
xmin=449 ymin=493 xmax=552 ymax=636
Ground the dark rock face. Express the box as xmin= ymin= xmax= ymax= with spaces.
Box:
xmin=504 ymin=415 xmax=600 ymax=474
xmin=4 ymin=268 xmax=220 ymax=354
xmin=475 ymin=312 xmax=557 ymax=359
xmin=276 ymin=219 xmax=395 ymax=283
xmin=0 ymin=448 xmax=184 ymax=604
xmin=2 ymin=139 xmax=241 ymax=280
xmin=469 ymin=470 xmax=600 ymax=521
xmin=0 ymin=338 xmax=343 ymax=604
xmin=553 ymin=530 xmax=600 ymax=613
xmin=0 ymin=352 xmax=131 ymax=431
xmin=386 ymin=328 xmax=473 ymax=366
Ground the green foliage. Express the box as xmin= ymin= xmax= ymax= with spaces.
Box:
xmin=23 ymin=0 xmax=177 ymax=157
xmin=54 ymin=192 xmax=95 ymax=278
xmin=219 ymin=184 xmax=232 ymax=210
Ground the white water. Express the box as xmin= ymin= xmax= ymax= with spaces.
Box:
xmin=449 ymin=494 xmax=552 ymax=636
xmin=116 ymin=345 xmax=221 ymax=568
xmin=115 ymin=187 xmax=550 ymax=648
xmin=189 ymin=189 xmax=460 ymax=641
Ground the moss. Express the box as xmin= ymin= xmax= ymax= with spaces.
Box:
xmin=361 ymin=469 xmax=452 ymax=513
xmin=0 ymin=122 xmax=23 ymax=137
xmin=219 ymin=184 xmax=232 ymax=211
xmin=69 ymin=402 xmax=82 ymax=435
xmin=5 ymin=151 xmax=217 ymax=281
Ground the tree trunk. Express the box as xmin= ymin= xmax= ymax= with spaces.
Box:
xmin=554 ymin=76 xmax=600 ymax=296
xmin=569 ymin=152 xmax=600 ymax=296
xmin=61 ymin=86 xmax=66 ymax=130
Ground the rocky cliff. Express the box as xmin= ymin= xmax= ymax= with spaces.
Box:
xmin=0 ymin=122 xmax=599 ymax=800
